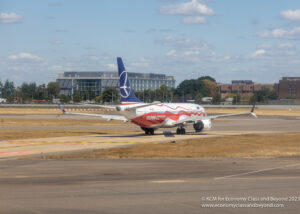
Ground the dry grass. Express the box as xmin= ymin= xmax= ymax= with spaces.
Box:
xmin=0 ymin=129 xmax=138 ymax=141
xmin=43 ymin=132 xmax=300 ymax=159
xmin=0 ymin=108 xmax=61 ymax=115
xmin=0 ymin=117 xmax=128 ymax=127
xmin=0 ymin=108 xmax=107 ymax=115
xmin=0 ymin=117 xmax=134 ymax=141
xmin=0 ymin=130 xmax=101 ymax=141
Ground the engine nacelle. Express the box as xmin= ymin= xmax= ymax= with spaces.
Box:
xmin=193 ymin=119 xmax=212 ymax=132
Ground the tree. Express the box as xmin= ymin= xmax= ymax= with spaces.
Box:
xmin=202 ymin=79 xmax=217 ymax=96
xmin=198 ymin=76 xmax=216 ymax=82
xmin=174 ymin=76 xmax=216 ymax=102
xmin=101 ymin=87 xmax=118 ymax=103
xmin=285 ymin=95 xmax=296 ymax=99
xmin=212 ymin=93 xmax=221 ymax=104
xmin=20 ymin=82 xmax=37 ymax=102
xmin=2 ymin=80 xmax=15 ymax=102
xmin=143 ymin=89 xmax=152 ymax=103
xmin=233 ymin=93 xmax=241 ymax=104
xmin=268 ymin=90 xmax=279 ymax=100
xmin=59 ymin=94 xmax=71 ymax=103
xmin=252 ymin=89 xmax=278 ymax=103
xmin=255 ymin=90 xmax=267 ymax=102
xmin=0 ymin=80 xmax=3 ymax=98
xmin=73 ymin=90 xmax=82 ymax=103
xmin=175 ymin=79 xmax=204 ymax=100
xmin=195 ymin=92 xmax=203 ymax=104
xmin=82 ymin=88 xmax=96 ymax=101
xmin=249 ymin=95 xmax=256 ymax=105
xmin=95 ymin=96 xmax=101 ymax=103
xmin=158 ymin=85 xmax=173 ymax=102
xmin=35 ymin=84 xmax=48 ymax=100
xmin=47 ymin=82 xmax=60 ymax=100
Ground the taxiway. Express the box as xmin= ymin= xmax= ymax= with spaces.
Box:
xmin=0 ymin=158 xmax=300 ymax=213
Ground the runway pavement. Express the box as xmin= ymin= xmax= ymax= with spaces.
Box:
xmin=1 ymin=115 xmax=300 ymax=159
xmin=1 ymin=115 xmax=300 ymax=213
xmin=0 ymin=157 xmax=300 ymax=213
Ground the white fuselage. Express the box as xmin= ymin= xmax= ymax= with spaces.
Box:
xmin=119 ymin=103 xmax=207 ymax=128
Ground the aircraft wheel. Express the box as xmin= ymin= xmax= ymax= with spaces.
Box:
xmin=143 ymin=128 xmax=154 ymax=135
xmin=176 ymin=128 xmax=186 ymax=135
xmin=149 ymin=129 xmax=154 ymax=135
xmin=181 ymin=128 xmax=186 ymax=134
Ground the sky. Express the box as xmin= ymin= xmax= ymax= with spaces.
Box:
xmin=1 ymin=0 xmax=300 ymax=86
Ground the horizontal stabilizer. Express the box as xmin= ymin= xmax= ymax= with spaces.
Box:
xmin=56 ymin=102 xmax=128 ymax=122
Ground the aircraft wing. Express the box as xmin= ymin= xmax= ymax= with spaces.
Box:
xmin=57 ymin=103 xmax=128 ymax=122
xmin=206 ymin=112 xmax=257 ymax=120
xmin=79 ymin=103 xmax=117 ymax=109
xmin=207 ymin=104 xmax=257 ymax=120
xmin=174 ymin=104 xmax=256 ymax=125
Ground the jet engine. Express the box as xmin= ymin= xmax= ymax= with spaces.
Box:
xmin=193 ymin=119 xmax=212 ymax=132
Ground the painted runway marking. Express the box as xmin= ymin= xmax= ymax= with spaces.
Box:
xmin=150 ymin=180 xmax=185 ymax=183
xmin=14 ymin=176 xmax=29 ymax=178
xmin=215 ymin=162 xmax=300 ymax=180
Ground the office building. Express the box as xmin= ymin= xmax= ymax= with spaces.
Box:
xmin=56 ymin=71 xmax=175 ymax=96
xmin=217 ymin=80 xmax=274 ymax=98
xmin=277 ymin=77 xmax=300 ymax=99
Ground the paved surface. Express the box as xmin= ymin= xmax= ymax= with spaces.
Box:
xmin=0 ymin=158 xmax=300 ymax=213
xmin=1 ymin=115 xmax=300 ymax=159
xmin=1 ymin=115 xmax=300 ymax=213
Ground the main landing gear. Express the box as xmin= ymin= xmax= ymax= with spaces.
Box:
xmin=176 ymin=127 xmax=186 ymax=135
xmin=141 ymin=127 xmax=155 ymax=135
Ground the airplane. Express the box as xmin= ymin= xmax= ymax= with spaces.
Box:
xmin=57 ymin=57 xmax=257 ymax=135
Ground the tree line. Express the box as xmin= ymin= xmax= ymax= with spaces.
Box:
xmin=0 ymin=76 xmax=278 ymax=104
xmin=0 ymin=80 xmax=60 ymax=103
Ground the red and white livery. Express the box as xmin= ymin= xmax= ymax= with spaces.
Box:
xmin=57 ymin=57 xmax=256 ymax=135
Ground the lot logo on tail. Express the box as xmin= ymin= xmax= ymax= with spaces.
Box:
xmin=119 ymin=71 xmax=131 ymax=98
xmin=117 ymin=57 xmax=142 ymax=103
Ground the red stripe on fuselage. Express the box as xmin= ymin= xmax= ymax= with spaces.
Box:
xmin=131 ymin=111 xmax=206 ymax=128
xmin=122 ymin=103 xmax=196 ymax=112
xmin=156 ymin=104 xmax=194 ymax=111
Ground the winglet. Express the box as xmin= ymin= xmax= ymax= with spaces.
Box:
xmin=251 ymin=112 xmax=257 ymax=118
xmin=250 ymin=103 xmax=257 ymax=118
xmin=57 ymin=102 xmax=66 ymax=114
xmin=251 ymin=103 xmax=255 ymax=113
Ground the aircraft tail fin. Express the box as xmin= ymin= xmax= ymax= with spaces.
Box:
xmin=117 ymin=57 xmax=142 ymax=104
